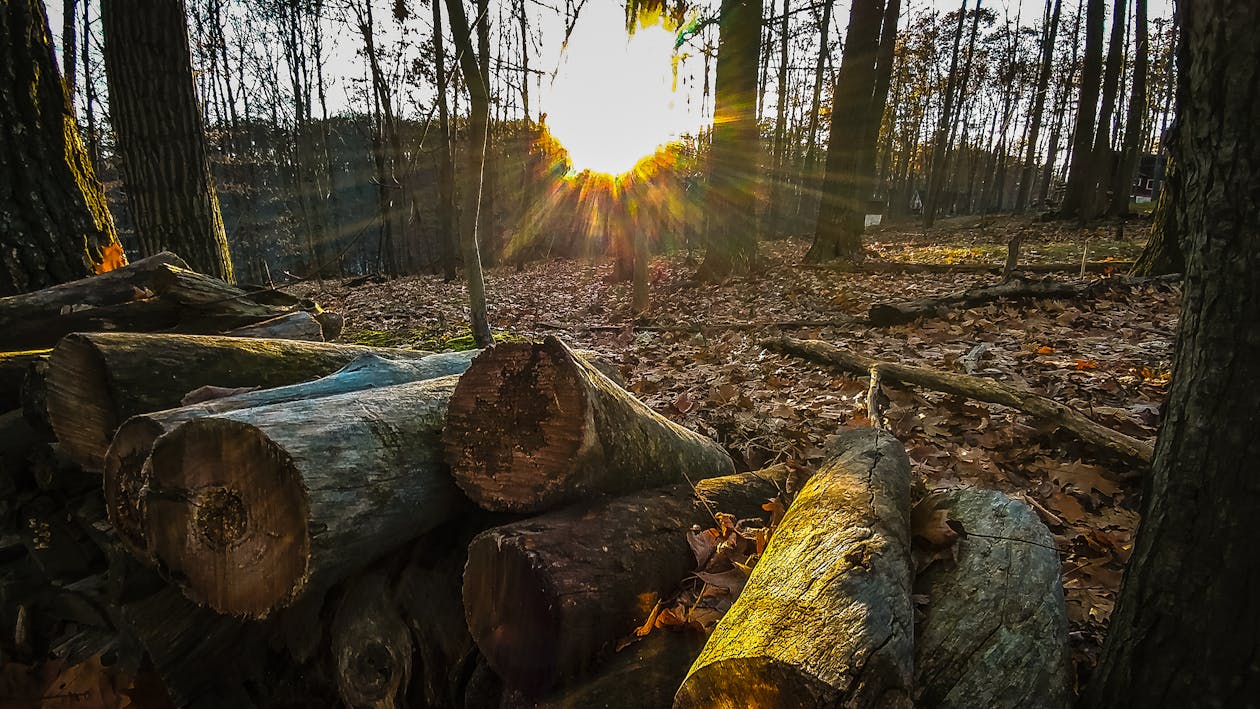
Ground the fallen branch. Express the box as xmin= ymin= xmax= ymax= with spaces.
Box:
xmin=825 ymin=260 xmax=1136 ymax=275
xmin=535 ymin=318 xmax=858 ymax=334
xmin=763 ymin=337 xmax=1154 ymax=465
xmin=868 ymin=274 xmax=1180 ymax=326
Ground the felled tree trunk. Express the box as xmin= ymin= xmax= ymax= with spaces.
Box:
xmin=463 ymin=466 xmax=788 ymax=692
xmin=46 ymin=332 xmax=432 ymax=470
xmin=223 ymin=311 xmax=324 ymax=341
xmin=525 ymin=632 xmax=707 ymax=709
xmin=675 ymin=429 xmax=914 ymax=709
xmin=0 ymin=349 xmax=47 ymax=409
xmin=104 ymin=351 xmax=477 ymax=559
xmin=913 ymin=489 xmax=1071 ymax=708
xmin=332 ymin=570 xmax=413 ymax=709
xmin=146 ymin=376 xmax=463 ymax=618
xmin=149 ymin=263 xmax=289 ymax=328
xmin=0 ymin=252 xmax=188 ymax=349
xmin=444 ymin=337 xmax=734 ymax=512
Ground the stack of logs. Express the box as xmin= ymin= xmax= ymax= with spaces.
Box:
xmin=0 ymin=262 xmax=1073 ymax=708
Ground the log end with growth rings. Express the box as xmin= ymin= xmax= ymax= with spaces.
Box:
xmin=103 ymin=417 xmax=166 ymax=559
xmin=443 ymin=338 xmax=589 ymax=511
xmin=147 ymin=417 xmax=310 ymax=618
xmin=46 ymin=333 xmax=117 ymax=471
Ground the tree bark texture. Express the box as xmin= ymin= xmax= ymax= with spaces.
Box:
xmin=525 ymin=631 xmax=707 ymax=709
xmin=104 ymin=350 xmax=477 ymax=559
xmin=463 ymin=466 xmax=788 ymax=692
xmin=146 ymin=376 xmax=463 ymax=617
xmin=443 ymin=337 xmax=734 ymax=512
xmin=101 ymin=0 xmax=234 ymax=281
xmin=223 ymin=311 xmax=324 ymax=341
xmin=46 ymin=332 xmax=431 ymax=471
xmin=0 ymin=0 xmax=121 ymax=296
xmin=1060 ymin=0 xmax=1105 ymax=217
xmin=1085 ymin=3 xmax=1260 ymax=704
xmin=674 ymin=428 xmax=913 ymax=708
xmin=914 ymin=489 xmax=1071 ymax=708
xmin=1130 ymin=157 xmax=1183 ymax=276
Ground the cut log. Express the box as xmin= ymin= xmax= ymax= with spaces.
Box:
xmin=463 ymin=465 xmax=788 ymax=692
xmin=867 ymin=274 xmax=1179 ymax=326
xmin=46 ymin=332 xmax=433 ymax=471
xmin=525 ymin=632 xmax=706 ymax=709
xmin=0 ymin=350 xmax=49 ymax=409
xmin=224 ymin=311 xmax=324 ymax=341
xmin=444 ymin=337 xmax=734 ymax=512
xmin=913 ymin=489 xmax=1071 ymax=708
xmin=674 ymin=429 xmax=914 ymax=709
xmin=764 ymin=336 xmax=1154 ymax=465
xmin=104 ymin=350 xmax=478 ymax=560
xmin=146 ymin=375 xmax=464 ymax=617
xmin=150 ymin=263 xmax=289 ymax=327
xmin=332 ymin=570 xmax=412 ymax=709
xmin=20 ymin=358 xmax=53 ymax=439
xmin=0 ymin=252 xmax=188 ymax=349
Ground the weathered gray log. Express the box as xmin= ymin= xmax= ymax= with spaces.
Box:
xmin=103 ymin=351 xmax=478 ymax=559
xmin=524 ymin=632 xmax=706 ymax=709
xmin=913 ymin=489 xmax=1071 ymax=709
xmin=146 ymin=375 xmax=464 ymax=617
xmin=46 ymin=332 xmax=433 ymax=471
xmin=675 ymin=429 xmax=914 ymax=709
xmin=332 ymin=570 xmax=413 ymax=709
xmin=444 ymin=337 xmax=734 ymax=512
xmin=224 ymin=310 xmax=324 ymax=341
xmin=463 ymin=466 xmax=788 ymax=692
xmin=0 ymin=350 xmax=48 ymax=409
xmin=0 ymin=252 xmax=189 ymax=349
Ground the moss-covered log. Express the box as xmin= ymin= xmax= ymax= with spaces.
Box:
xmin=444 ymin=337 xmax=734 ymax=512
xmin=146 ymin=376 xmax=463 ymax=617
xmin=913 ymin=489 xmax=1071 ymax=708
xmin=463 ymin=466 xmax=787 ymax=692
xmin=46 ymin=332 xmax=433 ymax=471
xmin=675 ymin=429 xmax=913 ymax=708
xmin=104 ymin=351 xmax=477 ymax=559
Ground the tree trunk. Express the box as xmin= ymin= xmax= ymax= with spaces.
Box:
xmin=675 ymin=429 xmax=913 ymax=708
xmin=699 ymin=0 xmax=762 ymax=279
xmin=146 ymin=375 xmax=464 ymax=618
xmin=103 ymin=350 xmax=476 ymax=559
xmin=1060 ymin=0 xmax=1105 ymax=217
xmin=46 ymin=332 xmax=432 ymax=471
xmin=1084 ymin=4 xmax=1260 ymax=703
xmin=223 ymin=311 xmax=325 ymax=341
xmin=1130 ymin=156 xmax=1183 ymax=276
xmin=1108 ymin=0 xmax=1148 ymax=217
xmin=463 ymin=466 xmax=788 ymax=692
xmin=432 ymin=0 xmax=458 ymax=282
xmin=0 ymin=0 xmax=122 ymax=296
xmin=100 ymin=0 xmax=233 ymax=281
xmin=913 ymin=489 xmax=1071 ymax=708
xmin=1081 ymin=0 xmax=1128 ymax=219
xmin=528 ymin=632 xmax=707 ymax=709
xmin=442 ymin=337 xmax=735 ymax=512
xmin=923 ymin=0 xmax=970 ymax=227
xmin=1016 ymin=0 xmax=1062 ymax=212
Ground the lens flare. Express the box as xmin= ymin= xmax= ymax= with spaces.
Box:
xmin=541 ymin=4 xmax=703 ymax=176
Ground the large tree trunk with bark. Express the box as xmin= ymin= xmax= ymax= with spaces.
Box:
xmin=1130 ymin=156 xmax=1183 ymax=276
xmin=46 ymin=332 xmax=432 ymax=471
xmin=146 ymin=375 xmax=464 ymax=618
xmin=675 ymin=429 xmax=913 ymax=708
xmin=0 ymin=0 xmax=122 ymax=296
xmin=463 ymin=466 xmax=787 ymax=692
xmin=1084 ymin=3 xmax=1260 ymax=704
xmin=100 ymin=0 xmax=234 ymax=281
xmin=914 ymin=489 xmax=1071 ymax=708
xmin=103 ymin=350 xmax=477 ymax=559
xmin=443 ymin=337 xmax=734 ymax=512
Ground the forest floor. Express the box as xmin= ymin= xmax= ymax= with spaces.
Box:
xmin=309 ymin=212 xmax=1175 ymax=690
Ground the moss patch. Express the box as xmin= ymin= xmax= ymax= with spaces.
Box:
xmin=342 ymin=327 xmax=527 ymax=351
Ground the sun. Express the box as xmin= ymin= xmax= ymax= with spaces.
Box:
xmin=541 ymin=5 xmax=703 ymax=177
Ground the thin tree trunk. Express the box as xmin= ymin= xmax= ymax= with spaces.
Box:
xmin=433 ymin=0 xmax=458 ymax=281
xmin=922 ymin=0 xmax=969 ymax=227
xmin=1081 ymin=0 xmax=1127 ymax=219
xmin=61 ymin=0 xmax=75 ymax=99
xmin=1108 ymin=0 xmax=1147 ymax=216
xmin=1060 ymin=0 xmax=1105 ymax=217
xmin=1016 ymin=0 xmax=1063 ymax=211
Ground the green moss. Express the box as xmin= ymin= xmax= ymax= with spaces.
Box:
xmin=343 ymin=327 xmax=527 ymax=351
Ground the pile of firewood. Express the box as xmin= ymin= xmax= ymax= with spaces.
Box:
xmin=0 ymin=261 xmax=1074 ymax=708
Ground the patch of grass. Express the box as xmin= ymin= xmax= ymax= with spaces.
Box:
xmin=343 ymin=327 xmax=528 ymax=351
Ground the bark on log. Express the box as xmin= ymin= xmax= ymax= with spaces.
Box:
xmin=149 ymin=263 xmax=286 ymax=325
xmin=867 ymin=274 xmax=1178 ymax=326
xmin=674 ymin=429 xmax=914 ymax=709
xmin=0 ymin=252 xmax=188 ymax=349
xmin=224 ymin=311 xmax=324 ymax=341
xmin=463 ymin=465 xmax=788 ymax=692
xmin=0 ymin=350 xmax=48 ymax=409
xmin=913 ymin=489 xmax=1071 ymax=709
xmin=764 ymin=337 xmax=1154 ymax=465
xmin=332 ymin=570 xmax=413 ymax=709
xmin=46 ymin=332 xmax=433 ymax=471
xmin=146 ymin=375 xmax=464 ymax=617
xmin=104 ymin=350 xmax=477 ymax=560
xmin=524 ymin=632 xmax=706 ymax=709
xmin=444 ymin=337 xmax=734 ymax=512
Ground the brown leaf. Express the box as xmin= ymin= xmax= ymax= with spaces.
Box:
xmin=673 ymin=391 xmax=694 ymax=413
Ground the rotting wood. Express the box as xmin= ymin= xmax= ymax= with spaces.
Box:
xmin=444 ymin=337 xmax=735 ymax=512
xmin=675 ymin=429 xmax=914 ymax=709
xmin=46 ymin=332 xmax=433 ymax=471
xmin=463 ymin=465 xmax=788 ymax=693
xmin=913 ymin=488 xmax=1071 ymax=709
xmin=764 ymin=337 xmax=1154 ymax=465
xmin=146 ymin=375 xmax=464 ymax=618
xmin=104 ymin=350 xmax=477 ymax=560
